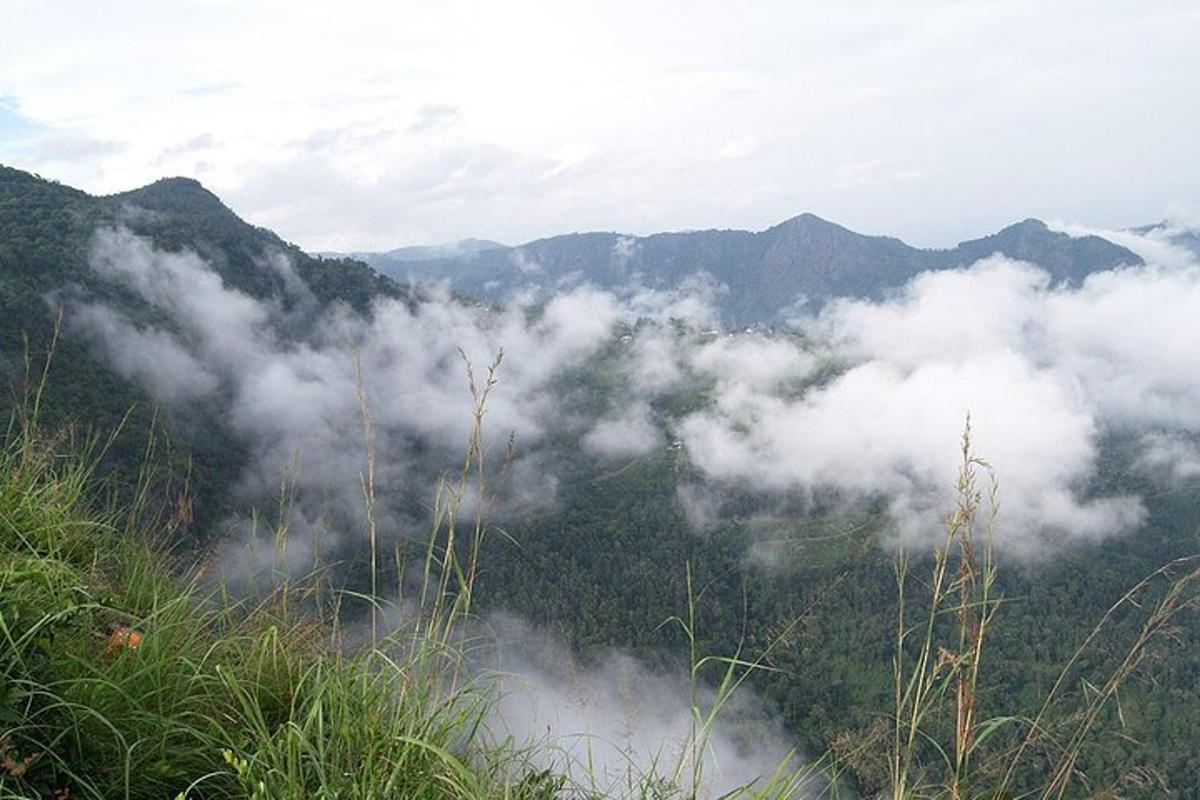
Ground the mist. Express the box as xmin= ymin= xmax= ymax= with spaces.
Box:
xmin=67 ymin=223 xmax=1200 ymax=565
xmin=480 ymin=615 xmax=813 ymax=799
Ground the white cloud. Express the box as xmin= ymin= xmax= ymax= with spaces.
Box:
xmin=690 ymin=333 xmax=816 ymax=394
xmin=836 ymin=158 xmax=927 ymax=188
xmin=627 ymin=333 xmax=685 ymax=394
xmin=624 ymin=274 xmax=725 ymax=330
xmin=66 ymin=225 xmax=1200 ymax=560
xmin=70 ymin=304 xmax=220 ymax=403
xmin=71 ymin=228 xmax=626 ymax=582
xmin=1047 ymin=220 xmax=1199 ymax=271
xmin=583 ymin=402 xmax=660 ymax=458
xmin=482 ymin=615 xmax=810 ymax=798
xmin=1137 ymin=433 xmax=1200 ymax=484
xmin=676 ymin=253 xmax=1200 ymax=553
xmin=510 ymin=248 xmax=544 ymax=275
xmin=712 ymin=136 xmax=760 ymax=161
xmin=407 ymin=103 xmax=461 ymax=135
xmin=612 ymin=235 xmax=637 ymax=262
xmin=679 ymin=352 xmax=1145 ymax=553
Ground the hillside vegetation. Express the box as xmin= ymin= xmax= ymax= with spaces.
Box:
xmin=0 ymin=405 xmax=572 ymax=798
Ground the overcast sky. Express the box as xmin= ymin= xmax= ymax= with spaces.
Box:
xmin=2 ymin=0 xmax=1197 ymax=251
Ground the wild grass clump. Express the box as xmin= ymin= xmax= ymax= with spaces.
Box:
xmin=0 ymin=367 xmax=557 ymax=799
xmin=882 ymin=420 xmax=1200 ymax=799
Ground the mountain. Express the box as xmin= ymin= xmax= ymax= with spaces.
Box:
xmin=376 ymin=237 xmax=508 ymax=262
xmin=355 ymin=213 xmax=1143 ymax=325
xmin=0 ymin=165 xmax=409 ymax=532
xmin=318 ymin=237 xmax=508 ymax=264
xmin=1132 ymin=221 xmax=1200 ymax=259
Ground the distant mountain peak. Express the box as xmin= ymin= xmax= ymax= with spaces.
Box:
xmin=962 ymin=217 xmax=1085 ymax=247
xmin=149 ymin=176 xmax=205 ymax=190
xmin=122 ymin=175 xmax=212 ymax=199
xmin=790 ymin=212 xmax=826 ymax=223
xmin=109 ymin=176 xmax=239 ymax=222
xmin=947 ymin=217 xmax=1142 ymax=284
xmin=768 ymin=212 xmax=916 ymax=243
xmin=773 ymin=212 xmax=837 ymax=229
xmin=766 ymin=212 xmax=853 ymax=239
xmin=1004 ymin=218 xmax=1056 ymax=235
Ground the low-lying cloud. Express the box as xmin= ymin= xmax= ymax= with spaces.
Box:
xmin=72 ymin=228 xmax=629 ymax=579
xmin=66 ymin=223 xmax=1200 ymax=563
xmin=481 ymin=615 xmax=811 ymax=799
xmin=583 ymin=402 xmax=660 ymax=459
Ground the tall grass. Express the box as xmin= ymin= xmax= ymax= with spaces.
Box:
xmin=0 ymin=346 xmax=558 ymax=799
xmin=889 ymin=420 xmax=1000 ymax=800
xmin=2 ymin=343 xmax=814 ymax=800
xmin=884 ymin=420 xmax=1200 ymax=799
xmin=652 ymin=564 xmax=840 ymax=800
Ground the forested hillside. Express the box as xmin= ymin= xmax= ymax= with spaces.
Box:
xmin=0 ymin=166 xmax=409 ymax=536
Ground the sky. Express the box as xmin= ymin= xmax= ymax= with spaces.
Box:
xmin=2 ymin=0 xmax=1198 ymax=252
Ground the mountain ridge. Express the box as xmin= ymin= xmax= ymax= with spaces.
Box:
xmin=346 ymin=210 xmax=1144 ymax=325
xmin=0 ymin=163 xmax=412 ymax=532
xmin=0 ymin=163 xmax=1151 ymax=327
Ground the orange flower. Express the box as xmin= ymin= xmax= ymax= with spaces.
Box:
xmin=104 ymin=626 xmax=144 ymax=658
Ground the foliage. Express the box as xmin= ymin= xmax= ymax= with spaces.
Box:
xmin=0 ymin=406 xmax=560 ymax=799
